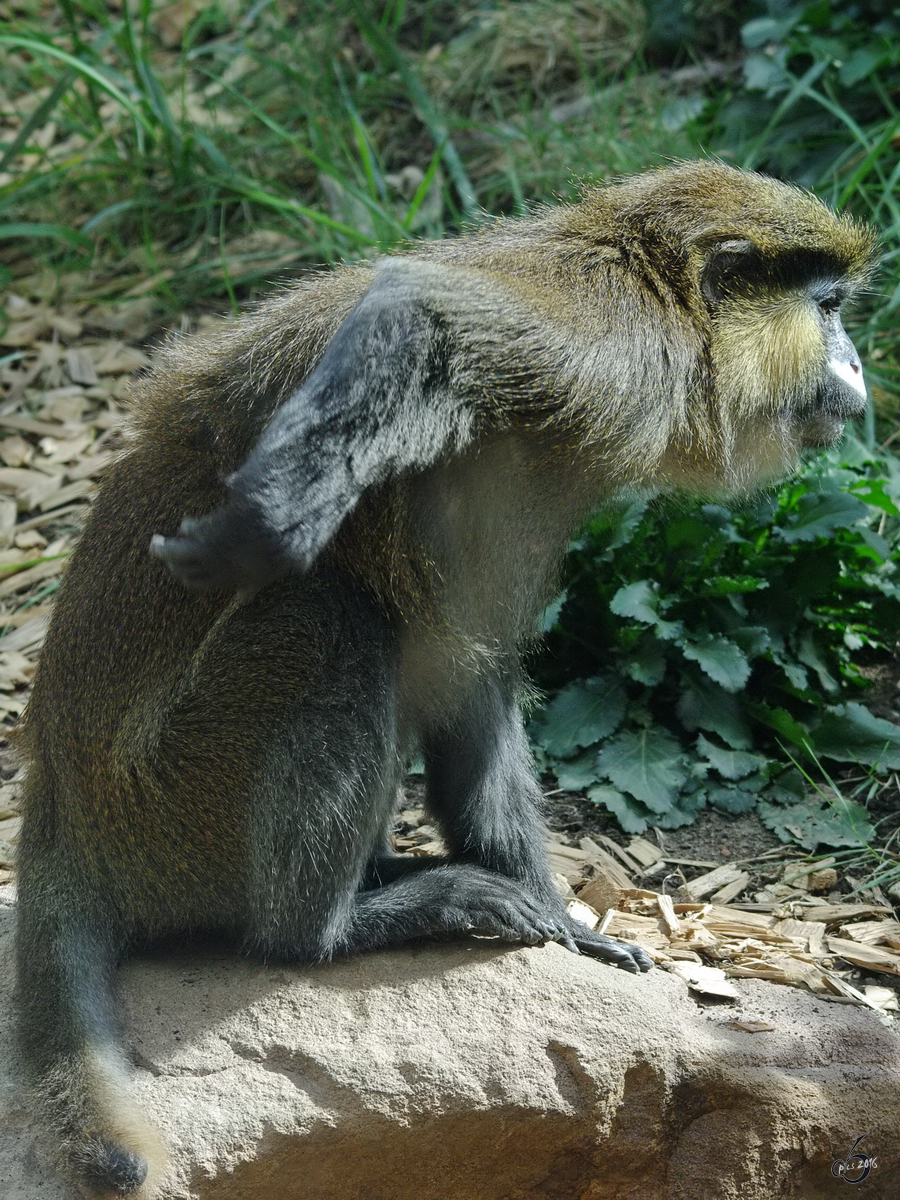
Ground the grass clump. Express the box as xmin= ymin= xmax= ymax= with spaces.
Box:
xmin=0 ymin=0 xmax=693 ymax=311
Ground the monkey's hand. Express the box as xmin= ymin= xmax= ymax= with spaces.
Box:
xmin=150 ymin=495 xmax=292 ymax=592
xmin=562 ymin=920 xmax=654 ymax=974
xmin=540 ymin=899 xmax=652 ymax=973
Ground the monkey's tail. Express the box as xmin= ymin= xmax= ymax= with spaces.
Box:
xmin=16 ymin=898 xmax=167 ymax=1198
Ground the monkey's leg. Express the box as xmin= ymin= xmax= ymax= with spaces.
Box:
xmin=420 ymin=669 xmax=653 ymax=974
xmin=154 ymin=572 xmax=575 ymax=961
xmin=15 ymin=872 xmax=166 ymax=1197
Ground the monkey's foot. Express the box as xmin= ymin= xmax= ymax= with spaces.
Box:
xmin=563 ymin=922 xmax=654 ymax=974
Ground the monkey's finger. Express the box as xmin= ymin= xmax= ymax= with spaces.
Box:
xmin=552 ymin=928 xmax=580 ymax=955
xmin=149 ymin=534 xmax=224 ymax=589
xmin=573 ymin=934 xmax=653 ymax=973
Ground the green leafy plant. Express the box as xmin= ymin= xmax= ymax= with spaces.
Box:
xmin=530 ymin=432 xmax=900 ymax=841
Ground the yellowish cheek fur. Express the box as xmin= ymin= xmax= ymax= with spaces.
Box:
xmin=714 ymin=296 xmax=822 ymax=414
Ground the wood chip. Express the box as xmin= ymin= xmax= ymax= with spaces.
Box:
xmin=655 ymin=893 xmax=680 ymax=937
xmin=0 ymin=414 xmax=84 ymax=438
xmin=38 ymin=477 xmax=95 ymax=511
xmin=727 ymin=1020 xmax=775 ymax=1033
xmin=863 ymin=985 xmax=899 ymax=1011
xmin=553 ymin=873 xmax=576 ymax=899
xmin=728 ymin=955 xmax=829 ymax=991
xmin=658 ymin=856 xmax=719 ymax=868
xmin=0 ymin=466 xmax=62 ymax=508
xmin=0 ymin=816 xmax=21 ymax=842
xmin=0 ymin=436 xmax=32 ymax=467
xmin=585 ymin=834 xmax=644 ymax=875
xmin=709 ymin=871 xmax=751 ymax=905
xmin=601 ymin=910 xmax=670 ymax=950
xmin=684 ymin=863 xmax=749 ymax=901
xmin=837 ymin=919 xmax=900 ymax=948
xmin=576 ymin=871 xmax=628 ymax=914
xmin=666 ymin=962 xmax=740 ymax=999
xmin=93 ymin=343 xmax=150 ymax=375
xmin=0 ymin=614 xmax=49 ymax=653
xmin=774 ymin=917 xmax=827 ymax=958
xmin=626 ymin=835 xmax=663 ymax=868
xmin=702 ymin=905 xmax=776 ymax=933
xmin=588 ymin=848 xmax=635 ymax=887
xmin=0 ymin=555 xmax=66 ymax=599
xmin=0 ymin=497 xmax=16 ymax=549
xmin=827 ymin=936 xmax=900 ymax=976
xmin=567 ymin=898 xmax=600 ymax=930
xmin=801 ymin=902 xmax=893 ymax=923
xmin=545 ymin=840 xmax=591 ymax=863
xmin=546 ymin=839 xmax=592 ymax=883
xmin=819 ymin=967 xmax=896 ymax=1021
xmin=65 ymin=348 xmax=100 ymax=386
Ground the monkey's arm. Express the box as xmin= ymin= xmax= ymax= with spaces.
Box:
xmin=151 ymin=260 xmax=506 ymax=591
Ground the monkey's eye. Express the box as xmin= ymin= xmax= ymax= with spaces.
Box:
xmin=818 ymin=296 xmax=841 ymax=317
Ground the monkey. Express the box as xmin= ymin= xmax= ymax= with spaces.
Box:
xmin=13 ymin=160 xmax=876 ymax=1199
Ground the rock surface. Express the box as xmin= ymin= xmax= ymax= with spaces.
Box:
xmin=1 ymin=881 xmax=899 ymax=1199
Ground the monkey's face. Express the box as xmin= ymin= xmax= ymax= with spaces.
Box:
xmin=706 ymin=274 xmax=870 ymax=490
xmin=788 ymin=286 xmax=867 ymax=447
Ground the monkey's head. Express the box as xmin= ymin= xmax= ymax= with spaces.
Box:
xmin=580 ymin=161 xmax=880 ymax=491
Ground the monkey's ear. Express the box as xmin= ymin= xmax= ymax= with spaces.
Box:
xmin=700 ymin=238 xmax=758 ymax=306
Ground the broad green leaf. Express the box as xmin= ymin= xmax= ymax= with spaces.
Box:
xmin=708 ymin=784 xmax=757 ymax=814
xmin=610 ymin=581 xmax=682 ymax=640
xmin=743 ymin=51 xmax=789 ymax=91
xmin=536 ymin=676 xmax=626 ymax=757
xmin=554 ymin=752 xmax=601 ymax=791
xmin=775 ymin=655 xmax=810 ymax=691
xmin=849 ymin=479 xmax=900 ymax=517
xmin=586 ymin=784 xmax=648 ymax=834
xmin=680 ymin=634 xmax=750 ymax=692
xmin=699 ymin=575 xmax=769 ymax=597
xmin=677 ymin=678 xmax=752 ymax=749
xmin=539 ymin=590 xmax=566 ymax=633
xmin=738 ymin=772 xmax=769 ymax=794
xmin=796 ymin=632 xmax=838 ymax=693
xmin=757 ymin=796 xmax=876 ymax=850
xmin=741 ymin=15 xmax=797 ymax=47
xmin=729 ymin=625 xmax=771 ymax=658
xmin=596 ymin=728 xmax=687 ymax=813
xmin=776 ymin=492 xmax=868 ymax=543
xmin=748 ymin=703 xmax=812 ymax=751
xmin=840 ymin=47 xmax=888 ymax=87
xmin=855 ymin=527 xmax=891 ymax=562
xmin=696 ymin=734 xmax=767 ymax=780
xmin=664 ymin=515 xmax=718 ymax=550
xmin=624 ymin=639 xmax=667 ymax=686
xmin=810 ymin=703 xmax=900 ymax=770
xmin=655 ymin=799 xmax=706 ymax=828
xmin=600 ymin=500 xmax=647 ymax=555
xmin=610 ymin=580 xmax=659 ymax=623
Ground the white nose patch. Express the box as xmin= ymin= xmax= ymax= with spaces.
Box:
xmin=829 ymin=357 xmax=867 ymax=398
